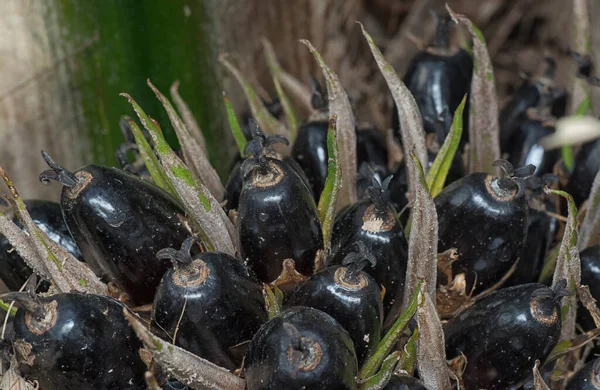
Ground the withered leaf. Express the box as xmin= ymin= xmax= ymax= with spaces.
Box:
xmin=359 ymin=22 xmax=428 ymax=200
xmin=124 ymin=309 xmax=245 ymax=390
xmin=148 ymin=80 xmax=224 ymax=201
xmin=417 ymin=288 xmax=451 ymax=390
xmin=0 ymin=167 xmax=106 ymax=295
xmin=300 ymin=39 xmax=358 ymax=210
xmin=404 ymin=152 xmax=438 ymax=308
xmin=579 ymin=171 xmax=600 ymax=249
xmin=447 ymin=5 xmax=501 ymax=174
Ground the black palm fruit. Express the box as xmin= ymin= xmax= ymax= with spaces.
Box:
xmin=244 ymin=306 xmax=358 ymax=390
xmin=151 ymin=237 xmax=267 ymax=370
xmin=224 ymin=122 xmax=312 ymax=213
xmin=578 ymin=245 xmax=600 ymax=331
xmin=0 ymin=199 xmax=82 ymax=291
xmin=39 ymin=151 xmax=189 ymax=305
xmin=505 ymin=108 xmax=559 ymax=177
xmin=287 ymin=241 xmax=383 ymax=365
xmin=435 ymin=160 xmax=532 ymax=292
xmin=393 ymin=13 xmax=473 ymax=147
xmin=238 ymin=126 xmax=323 ymax=285
xmin=8 ymin=290 xmax=147 ymax=389
xmin=444 ymin=282 xmax=565 ymax=390
xmin=383 ymin=375 xmax=427 ymax=390
xmin=567 ymin=358 xmax=600 ymax=390
xmin=330 ymin=176 xmax=409 ymax=329
xmin=506 ymin=176 xmax=559 ymax=287
xmin=499 ymin=58 xmax=566 ymax=150
xmin=293 ymin=80 xmax=389 ymax=201
xmin=565 ymin=137 xmax=600 ymax=206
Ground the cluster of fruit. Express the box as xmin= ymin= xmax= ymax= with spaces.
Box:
xmin=0 ymin=12 xmax=599 ymax=390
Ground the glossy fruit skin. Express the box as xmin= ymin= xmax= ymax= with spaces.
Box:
xmin=394 ymin=48 xmax=473 ymax=146
xmin=61 ymin=165 xmax=189 ymax=304
xmin=292 ymin=120 xmax=329 ymax=199
xmin=435 ymin=173 xmax=529 ymax=292
xmin=499 ymin=78 xmax=566 ymax=150
xmin=444 ymin=283 xmax=562 ymax=390
xmin=566 ymin=358 xmax=600 ymax=389
xmin=577 ymin=245 xmax=600 ymax=331
xmin=152 ymin=251 xmax=267 ymax=370
xmin=505 ymin=206 xmax=558 ymax=287
xmin=12 ymin=293 xmax=146 ymax=389
xmin=286 ymin=265 xmax=383 ymax=364
xmin=330 ymin=200 xmax=409 ymax=328
xmin=387 ymin=163 xmax=409 ymax=215
xmin=225 ymin=154 xmax=313 ymax=213
xmin=245 ymin=306 xmax=358 ymax=390
xmin=566 ymin=138 xmax=600 ymax=206
xmin=292 ymin=121 xmax=389 ymax=201
xmin=506 ymin=115 xmax=558 ymax=177
xmin=239 ymin=157 xmax=323 ymax=283
xmin=383 ymin=375 xmax=426 ymax=390
xmin=223 ymin=158 xmax=244 ymax=213
xmin=0 ymin=200 xmax=82 ymax=291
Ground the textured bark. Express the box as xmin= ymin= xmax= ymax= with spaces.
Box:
xmin=0 ymin=1 xmax=84 ymax=201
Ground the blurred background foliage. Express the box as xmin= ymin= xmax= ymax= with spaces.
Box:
xmin=0 ymin=0 xmax=597 ymax=200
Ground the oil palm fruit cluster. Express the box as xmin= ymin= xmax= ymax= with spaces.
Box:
xmin=0 ymin=8 xmax=599 ymax=390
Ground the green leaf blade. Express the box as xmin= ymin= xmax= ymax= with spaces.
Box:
xmin=426 ymin=96 xmax=466 ymax=197
xmin=224 ymin=93 xmax=247 ymax=156
xmin=317 ymin=115 xmax=342 ymax=252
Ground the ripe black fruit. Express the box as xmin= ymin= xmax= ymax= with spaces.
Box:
xmin=151 ymin=237 xmax=267 ymax=370
xmin=499 ymin=58 xmax=566 ymax=150
xmin=0 ymin=199 xmax=82 ymax=291
xmin=566 ymin=138 xmax=600 ymax=206
xmin=238 ymin=134 xmax=323 ymax=284
xmin=505 ymin=111 xmax=559 ymax=177
xmin=566 ymin=358 xmax=600 ymax=390
xmin=330 ymin=176 xmax=409 ymax=329
xmin=287 ymin=242 xmax=383 ymax=364
xmin=244 ymin=306 xmax=358 ymax=390
xmin=224 ymin=123 xmax=312 ymax=212
xmin=578 ymin=245 xmax=600 ymax=331
xmin=444 ymin=283 xmax=564 ymax=390
xmin=383 ymin=375 xmax=426 ymax=390
xmin=435 ymin=161 xmax=531 ymax=292
xmin=10 ymin=292 xmax=146 ymax=389
xmin=39 ymin=152 xmax=189 ymax=304
xmin=293 ymin=79 xmax=388 ymax=201
xmin=394 ymin=14 xmax=472 ymax=146
xmin=505 ymin=207 xmax=557 ymax=287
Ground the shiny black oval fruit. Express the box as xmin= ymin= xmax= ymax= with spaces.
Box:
xmin=505 ymin=111 xmax=559 ymax=177
xmin=435 ymin=162 xmax=531 ymax=292
xmin=287 ymin=242 xmax=383 ymax=364
xmin=292 ymin=118 xmax=329 ymax=199
xmin=444 ymin=283 xmax=563 ymax=390
xmin=394 ymin=15 xmax=472 ymax=146
xmin=566 ymin=138 xmax=600 ymax=206
xmin=567 ymin=357 xmax=600 ymax=389
xmin=578 ymin=245 xmax=600 ymax=331
xmin=152 ymin=237 xmax=267 ymax=370
xmin=245 ymin=306 xmax=358 ymax=390
xmin=238 ymin=153 xmax=323 ymax=283
xmin=11 ymin=292 xmax=146 ymax=389
xmin=0 ymin=199 xmax=82 ymax=291
xmin=330 ymin=177 xmax=409 ymax=328
xmin=225 ymin=131 xmax=313 ymax=213
xmin=39 ymin=152 xmax=189 ymax=304
xmin=499 ymin=58 xmax=566 ymax=150
xmin=383 ymin=375 xmax=426 ymax=390
xmin=505 ymin=205 xmax=558 ymax=287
